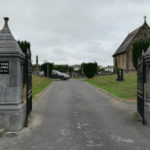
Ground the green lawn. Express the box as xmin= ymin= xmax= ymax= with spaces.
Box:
xmin=72 ymin=77 xmax=80 ymax=79
xmin=85 ymin=73 xmax=137 ymax=100
xmin=32 ymin=75 xmax=53 ymax=99
xmin=24 ymin=75 xmax=53 ymax=100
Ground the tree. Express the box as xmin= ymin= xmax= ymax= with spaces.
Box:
xmin=68 ymin=66 xmax=73 ymax=77
xmin=97 ymin=66 xmax=104 ymax=72
xmin=18 ymin=41 xmax=31 ymax=55
xmin=18 ymin=41 xmax=31 ymax=86
xmin=53 ymin=65 xmax=69 ymax=72
xmin=132 ymin=40 xmax=150 ymax=70
xmin=41 ymin=62 xmax=53 ymax=77
xmin=83 ymin=62 xmax=97 ymax=78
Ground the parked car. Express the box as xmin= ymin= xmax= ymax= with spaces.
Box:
xmin=51 ymin=70 xmax=70 ymax=80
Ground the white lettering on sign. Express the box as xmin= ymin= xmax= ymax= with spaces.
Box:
xmin=0 ymin=61 xmax=9 ymax=74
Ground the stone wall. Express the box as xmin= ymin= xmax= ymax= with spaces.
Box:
xmin=114 ymin=53 xmax=126 ymax=70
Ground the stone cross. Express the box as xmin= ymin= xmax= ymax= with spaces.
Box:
xmin=144 ymin=16 xmax=147 ymax=23
xmin=35 ymin=55 xmax=39 ymax=74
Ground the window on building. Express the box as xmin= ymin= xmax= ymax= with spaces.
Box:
xmin=144 ymin=33 xmax=147 ymax=40
xmin=122 ymin=55 xmax=124 ymax=67
xmin=118 ymin=56 xmax=120 ymax=66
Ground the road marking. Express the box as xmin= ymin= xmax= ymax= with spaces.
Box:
xmin=60 ymin=129 xmax=70 ymax=136
xmin=111 ymin=135 xmax=134 ymax=143
xmin=77 ymin=122 xmax=81 ymax=129
xmin=87 ymin=140 xmax=103 ymax=147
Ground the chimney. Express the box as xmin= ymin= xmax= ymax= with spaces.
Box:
xmin=4 ymin=17 xmax=9 ymax=28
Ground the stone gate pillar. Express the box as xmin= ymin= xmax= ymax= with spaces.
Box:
xmin=0 ymin=17 xmax=25 ymax=131
xmin=144 ymin=46 xmax=150 ymax=124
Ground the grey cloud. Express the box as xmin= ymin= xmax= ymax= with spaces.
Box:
xmin=0 ymin=0 xmax=150 ymax=66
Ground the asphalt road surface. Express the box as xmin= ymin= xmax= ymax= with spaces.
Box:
xmin=0 ymin=79 xmax=150 ymax=150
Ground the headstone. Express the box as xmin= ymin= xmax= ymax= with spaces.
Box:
xmin=144 ymin=46 xmax=150 ymax=124
xmin=0 ymin=17 xmax=25 ymax=131
xmin=116 ymin=69 xmax=124 ymax=81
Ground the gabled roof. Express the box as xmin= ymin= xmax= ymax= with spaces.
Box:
xmin=0 ymin=17 xmax=24 ymax=57
xmin=113 ymin=22 xmax=150 ymax=57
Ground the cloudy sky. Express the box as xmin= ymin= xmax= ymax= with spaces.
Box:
xmin=0 ymin=0 xmax=150 ymax=66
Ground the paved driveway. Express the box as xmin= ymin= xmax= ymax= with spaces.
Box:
xmin=0 ymin=79 xmax=150 ymax=150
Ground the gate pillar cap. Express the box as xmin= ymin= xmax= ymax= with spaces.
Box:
xmin=145 ymin=46 xmax=150 ymax=56
xmin=144 ymin=46 xmax=150 ymax=61
xmin=0 ymin=17 xmax=25 ymax=59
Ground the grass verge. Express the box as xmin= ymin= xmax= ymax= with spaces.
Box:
xmin=32 ymin=75 xmax=53 ymax=99
xmin=24 ymin=75 xmax=53 ymax=99
xmin=72 ymin=77 xmax=80 ymax=79
xmin=85 ymin=73 xmax=137 ymax=100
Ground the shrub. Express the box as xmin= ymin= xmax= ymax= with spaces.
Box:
xmin=132 ymin=41 xmax=150 ymax=70
xmin=41 ymin=63 xmax=53 ymax=77
xmin=18 ymin=40 xmax=31 ymax=86
xmin=53 ymin=64 xmax=68 ymax=72
xmin=83 ymin=62 xmax=97 ymax=78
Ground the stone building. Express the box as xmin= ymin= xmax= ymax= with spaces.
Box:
xmin=113 ymin=17 xmax=150 ymax=72
xmin=104 ymin=66 xmax=114 ymax=73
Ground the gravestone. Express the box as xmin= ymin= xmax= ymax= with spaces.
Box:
xmin=0 ymin=17 xmax=26 ymax=131
xmin=116 ymin=69 xmax=124 ymax=81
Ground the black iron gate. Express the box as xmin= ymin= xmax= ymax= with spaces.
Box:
xmin=25 ymin=49 xmax=32 ymax=126
xmin=137 ymin=56 xmax=145 ymax=124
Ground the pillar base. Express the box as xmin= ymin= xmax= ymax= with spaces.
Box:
xmin=0 ymin=102 xmax=26 ymax=131
xmin=144 ymin=101 xmax=150 ymax=124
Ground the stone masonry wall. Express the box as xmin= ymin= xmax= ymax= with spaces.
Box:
xmin=114 ymin=53 xmax=126 ymax=70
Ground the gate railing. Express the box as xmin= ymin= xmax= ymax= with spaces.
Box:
xmin=25 ymin=49 xmax=32 ymax=127
xmin=137 ymin=56 xmax=145 ymax=124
